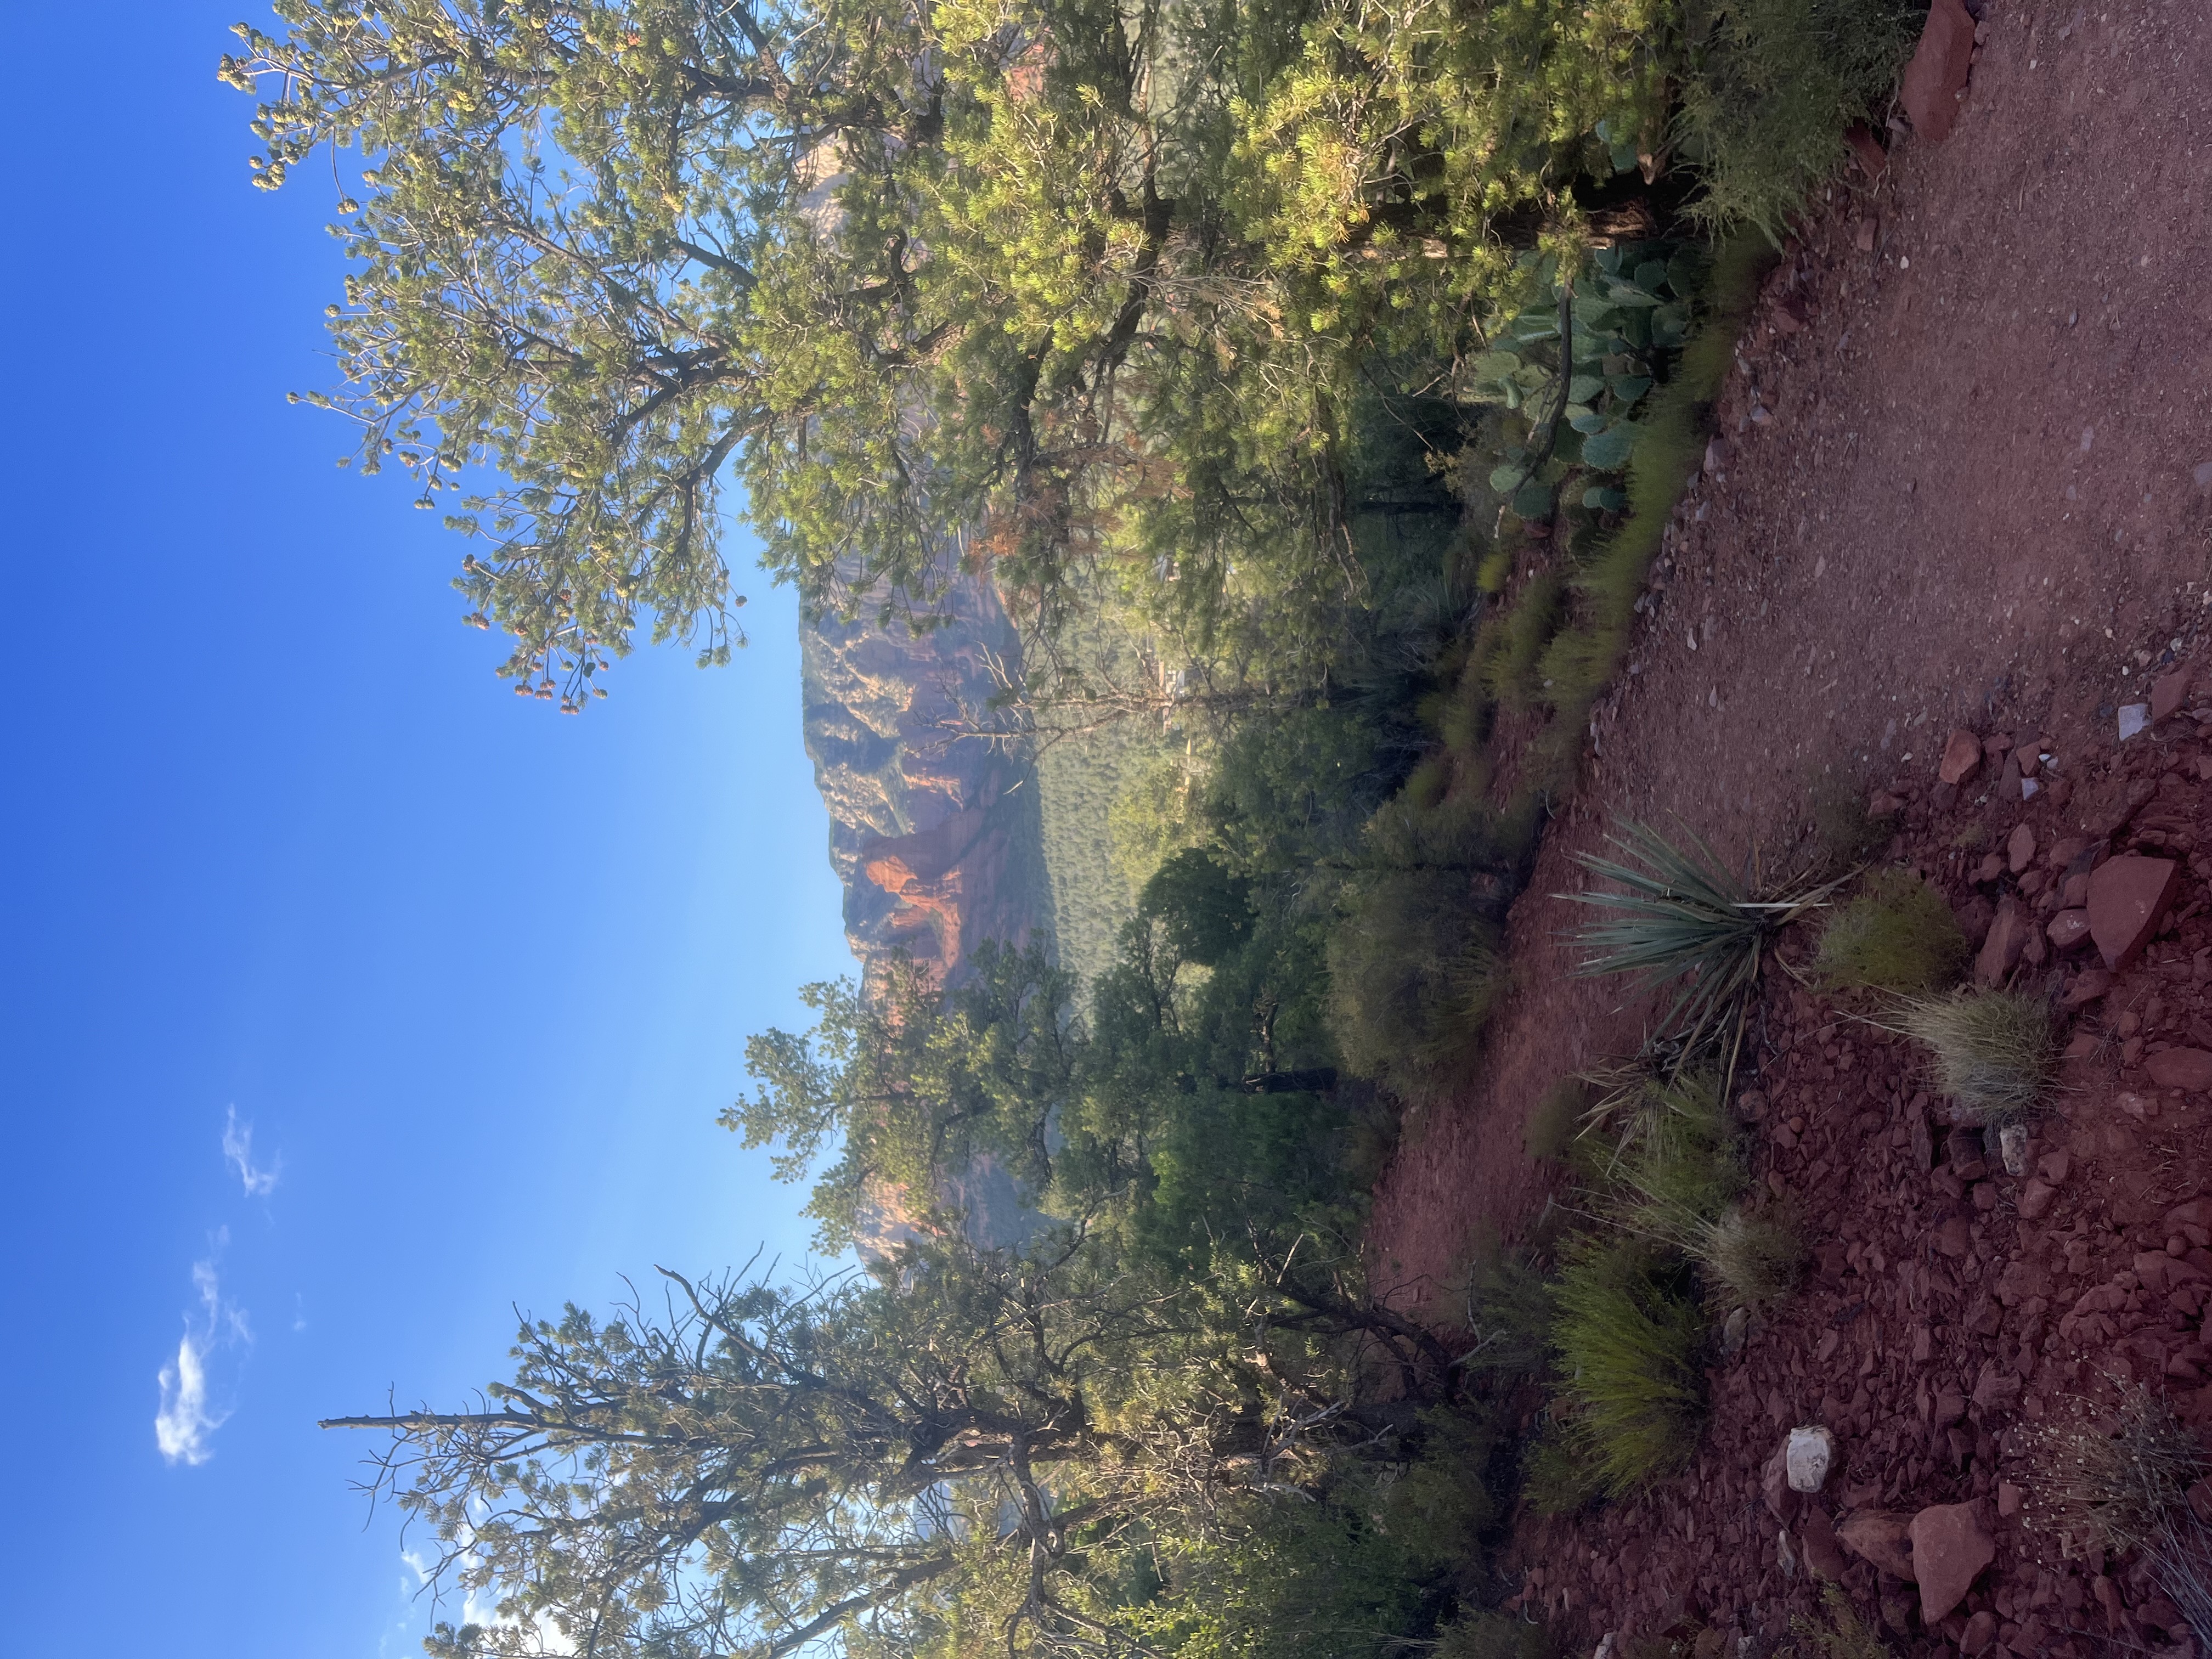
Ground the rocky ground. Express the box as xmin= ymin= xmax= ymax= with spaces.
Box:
xmin=1358 ymin=0 xmax=2212 ymax=1651
xmin=1508 ymin=711 xmax=2212 ymax=1656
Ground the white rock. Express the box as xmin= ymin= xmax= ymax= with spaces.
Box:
xmin=1998 ymin=1122 xmax=2030 ymax=1177
xmin=1593 ymin=1635 xmax=1617 ymax=1659
xmin=2119 ymin=703 xmax=2152 ymax=741
xmin=1785 ymin=1425 xmax=1834 ymax=1493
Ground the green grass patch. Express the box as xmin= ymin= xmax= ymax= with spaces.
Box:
xmin=1549 ymin=1239 xmax=1706 ymax=1497
xmin=1814 ymin=868 xmax=1969 ymax=994
xmin=1526 ymin=1077 xmax=1587 ymax=1163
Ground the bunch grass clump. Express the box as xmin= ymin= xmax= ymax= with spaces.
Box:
xmin=1893 ymin=989 xmax=2055 ymax=1125
xmin=1697 ymin=1205 xmax=1805 ymax=1310
xmin=1814 ymin=868 xmax=1969 ymax=994
xmin=2024 ymin=1385 xmax=2212 ymax=1647
xmin=1548 ymin=1240 xmax=1706 ymax=1496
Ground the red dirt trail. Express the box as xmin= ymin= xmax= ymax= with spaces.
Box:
xmin=1363 ymin=2 xmax=2212 ymax=1652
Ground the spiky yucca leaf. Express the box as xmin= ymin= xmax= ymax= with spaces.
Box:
xmin=1562 ymin=818 xmax=1842 ymax=1051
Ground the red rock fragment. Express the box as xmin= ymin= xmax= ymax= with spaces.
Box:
xmin=1959 ymin=1608 xmax=1998 ymax=1655
xmin=2087 ymin=855 xmax=2182 ymax=970
xmin=1762 ymin=1443 xmax=1800 ymax=1525
xmin=1940 ymin=727 xmax=1983 ymax=786
xmin=2007 ymin=822 xmax=2036 ymax=874
xmin=2148 ymin=1049 xmax=2212 ymax=1092
xmin=1909 ymin=1502 xmax=1995 ymax=1623
xmin=1976 ymin=895 xmax=2030 ymax=985
xmin=2062 ymin=968 xmax=2113 ymax=1007
xmin=2046 ymin=836 xmax=2090 ymax=872
xmin=2047 ymin=909 xmax=2093 ymax=952
xmin=1900 ymin=0 xmax=1975 ymax=140
xmin=2018 ymin=1178 xmax=2057 ymax=1220
xmin=1845 ymin=124 xmax=1887 ymax=180
xmin=2153 ymin=668 xmax=2194 ymax=723
xmin=1800 ymin=1505 xmax=1849 ymax=1581
xmin=1837 ymin=1509 xmax=1916 ymax=1580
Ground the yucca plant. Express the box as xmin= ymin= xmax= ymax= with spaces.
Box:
xmin=1562 ymin=818 xmax=1844 ymax=1066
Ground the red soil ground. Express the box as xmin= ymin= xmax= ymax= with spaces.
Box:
xmin=1362 ymin=2 xmax=2212 ymax=1651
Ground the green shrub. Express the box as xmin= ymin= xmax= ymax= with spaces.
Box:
xmin=1139 ymin=848 xmax=1255 ymax=967
xmin=1894 ymin=989 xmax=2056 ymax=1125
xmin=1458 ymin=1249 xmax=1554 ymax=1376
xmin=1814 ymin=869 xmax=1968 ymax=993
xmin=1326 ymin=868 xmax=1502 ymax=1100
xmin=1804 ymin=773 xmax=1888 ymax=871
xmin=1549 ymin=1240 xmax=1706 ymax=1496
xmin=1520 ymin=1419 xmax=1604 ymax=1516
xmin=1675 ymin=0 xmax=1923 ymax=241
xmin=1436 ymin=1609 xmax=1553 ymax=1659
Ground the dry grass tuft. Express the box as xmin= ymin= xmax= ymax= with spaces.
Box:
xmin=2023 ymin=1385 xmax=2212 ymax=1647
xmin=1892 ymin=988 xmax=2055 ymax=1125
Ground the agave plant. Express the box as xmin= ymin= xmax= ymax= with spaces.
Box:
xmin=1561 ymin=817 xmax=1845 ymax=1064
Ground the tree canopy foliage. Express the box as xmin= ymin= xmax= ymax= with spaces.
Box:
xmin=226 ymin=0 xmax=1692 ymax=702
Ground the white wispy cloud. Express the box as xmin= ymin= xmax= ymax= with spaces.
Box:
xmin=155 ymin=1331 xmax=225 ymax=1465
xmin=222 ymin=1105 xmax=281 ymax=1197
xmin=154 ymin=1243 xmax=249 ymax=1466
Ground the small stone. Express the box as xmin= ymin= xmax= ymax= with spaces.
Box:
xmin=2119 ymin=702 xmax=2152 ymax=741
xmin=1900 ymin=0 xmax=1974 ymax=139
xmin=1703 ymin=438 xmax=1729 ymax=476
xmin=2062 ymin=967 xmax=2113 ymax=1007
xmin=2046 ymin=909 xmax=2094 ymax=952
xmin=1763 ymin=1442 xmax=1801 ymax=1524
xmin=2040 ymin=1149 xmax=2070 ymax=1183
xmin=2147 ymin=1049 xmax=2212 ymax=1092
xmin=2087 ymin=855 xmax=2182 ymax=970
xmin=1845 ymin=125 xmax=1887 ymax=180
xmin=1800 ymin=1505 xmax=1850 ymax=1580
xmin=1776 ymin=1526 xmax=1798 ymax=1579
xmin=1997 ymin=1481 xmax=2024 ymax=1519
xmin=1720 ymin=1305 xmax=1750 ymax=1358
xmin=1910 ymin=1502 xmax=1995 ymax=1624
xmin=1837 ymin=1509 xmax=1917 ymax=1580
xmin=1854 ymin=217 xmax=1878 ymax=252
xmin=2018 ymin=1178 xmax=2058 ymax=1220
xmin=2153 ymin=669 xmax=2194 ymax=723
xmin=1959 ymin=1609 xmax=1999 ymax=1655
xmin=1940 ymin=727 xmax=1983 ymax=785
xmin=1787 ymin=1424 xmax=1836 ymax=1492
xmin=1998 ymin=1122 xmax=2029 ymax=1177
xmin=1974 ymin=851 xmax=2006 ymax=885
xmin=2007 ymin=822 xmax=2036 ymax=874
xmin=1976 ymin=895 xmax=2031 ymax=985
xmin=2046 ymin=836 xmax=2090 ymax=872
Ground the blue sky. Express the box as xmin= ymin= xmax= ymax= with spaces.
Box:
xmin=0 ymin=8 xmax=851 ymax=1655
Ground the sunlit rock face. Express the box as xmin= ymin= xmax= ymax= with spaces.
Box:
xmin=799 ymin=562 xmax=1052 ymax=989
